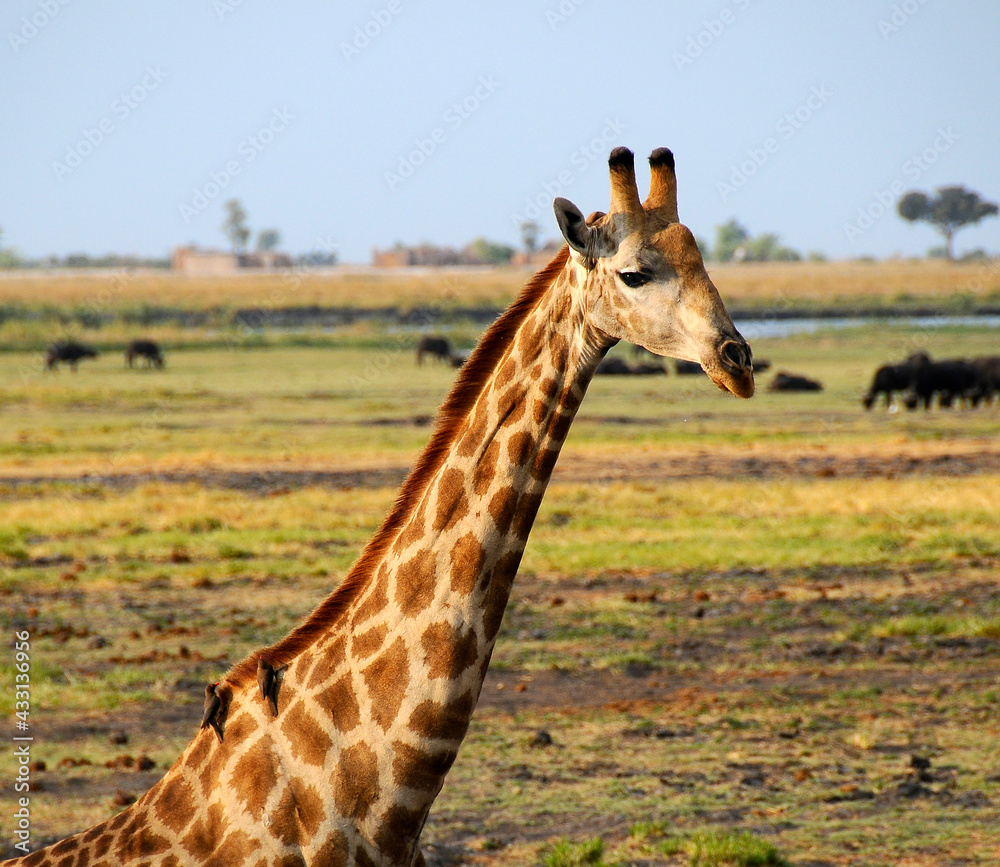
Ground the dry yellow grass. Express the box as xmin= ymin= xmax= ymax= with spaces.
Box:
xmin=708 ymin=258 xmax=1000 ymax=304
xmin=1 ymin=258 xmax=998 ymax=309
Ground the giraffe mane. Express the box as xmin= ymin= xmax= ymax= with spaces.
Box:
xmin=226 ymin=245 xmax=571 ymax=689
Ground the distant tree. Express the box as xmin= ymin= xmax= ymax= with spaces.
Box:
xmin=898 ymin=185 xmax=998 ymax=260
xmin=745 ymin=233 xmax=801 ymax=262
xmin=467 ymin=237 xmax=515 ymax=265
xmin=695 ymin=236 xmax=712 ymax=261
xmin=714 ymin=220 xmax=801 ymax=263
xmin=519 ymin=220 xmax=540 ymax=255
xmin=256 ymin=229 xmax=281 ymax=251
xmin=713 ymin=219 xmax=751 ymax=263
xmin=222 ymin=199 xmax=251 ymax=252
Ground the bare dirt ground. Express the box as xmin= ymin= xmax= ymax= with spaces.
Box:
xmin=4 ymin=441 xmax=1000 ymax=495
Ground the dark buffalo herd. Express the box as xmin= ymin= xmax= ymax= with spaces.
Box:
xmin=864 ymin=351 xmax=1000 ymax=410
xmin=44 ymin=339 xmax=164 ymax=372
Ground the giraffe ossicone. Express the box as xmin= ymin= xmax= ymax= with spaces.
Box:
xmin=12 ymin=147 xmax=752 ymax=867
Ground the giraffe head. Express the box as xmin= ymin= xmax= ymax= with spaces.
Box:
xmin=553 ymin=147 xmax=755 ymax=398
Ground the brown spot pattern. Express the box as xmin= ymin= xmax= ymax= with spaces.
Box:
xmin=407 ymin=693 xmax=475 ymax=742
xmin=391 ymin=740 xmax=458 ymax=792
xmin=313 ymin=832 xmax=350 ymax=867
xmin=472 ymin=439 xmax=499 ymax=496
xmin=313 ymin=673 xmax=361 ymax=733
xmin=231 ymin=737 xmax=276 ymax=820
xmin=332 ymin=742 xmax=379 ymax=821
xmin=362 ymin=637 xmax=411 ymax=731
xmin=421 ymin=621 xmax=479 ymax=680
xmin=482 ymin=552 xmax=524 ymax=642
xmin=507 ymin=430 xmax=534 ymax=466
xmin=373 ymin=804 xmax=425 ymax=864
xmin=272 ymin=779 xmax=324 ymax=846
xmin=351 ymin=575 xmax=388 ymax=628
xmin=488 ymin=487 xmax=518 ymax=531
xmin=351 ymin=622 xmax=388 ymax=660
xmin=449 ymin=531 xmax=485 ymax=597
xmin=394 ymin=548 xmax=438 ymax=617
xmin=512 ymin=490 xmax=545 ymax=541
xmin=153 ymin=775 xmax=198 ymax=834
xmin=211 ymin=830 xmax=254 ymax=866
xmin=432 ymin=468 xmax=469 ymax=533
xmin=280 ymin=700 xmax=333 ymax=767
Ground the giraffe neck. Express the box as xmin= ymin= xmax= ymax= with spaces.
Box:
xmin=277 ymin=255 xmax=614 ymax=858
xmin=350 ymin=256 xmax=610 ymax=685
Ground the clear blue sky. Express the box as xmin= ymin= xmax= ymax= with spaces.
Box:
xmin=2 ymin=1 xmax=998 ymax=263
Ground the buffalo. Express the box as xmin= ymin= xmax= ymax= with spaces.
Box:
xmin=44 ymin=340 xmax=98 ymax=371
xmin=416 ymin=335 xmax=452 ymax=366
xmin=971 ymin=356 xmax=1000 ymax=406
xmin=905 ymin=356 xmax=981 ymax=410
xmin=125 ymin=339 xmax=165 ymax=369
xmin=768 ymin=371 xmax=823 ymax=392
xmin=596 ymin=357 xmax=666 ymax=375
xmin=674 ymin=359 xmax=704 ymax=375
xmin=862 ymin=351 xmax=930 ymax=409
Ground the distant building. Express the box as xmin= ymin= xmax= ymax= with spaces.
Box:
xmin=173 ymin=247 xmax=294 ymax=275
xmin=371 ymin=244 xmax=463 ymax=268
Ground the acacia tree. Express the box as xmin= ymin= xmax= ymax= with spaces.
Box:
xmin=256 ymin=229 xmax=281 ymax=251
xmin=898 ymin=186 xmax=998 ymax=260
xmin=222 ymin=199 xmax=251 ymax=252
xmin=519 ymin=220 xmax=539 ymax=255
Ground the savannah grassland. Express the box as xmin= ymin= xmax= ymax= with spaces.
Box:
xmin=2 ymin=261 xmax=1000 ymax=866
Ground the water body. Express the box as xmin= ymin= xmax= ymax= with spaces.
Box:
xmin=734 ymin=315 xmax=1000 ymax=340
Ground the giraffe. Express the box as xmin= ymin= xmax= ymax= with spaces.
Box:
xmin=8 ymin=147 xmax=753 ymax=867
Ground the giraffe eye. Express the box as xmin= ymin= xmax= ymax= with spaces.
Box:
xmin=618 ymin=271 xmax=651 ymax=288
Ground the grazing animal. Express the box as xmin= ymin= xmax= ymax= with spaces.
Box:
xmin=768 ymin=371 xmax=823 ymax=392
xmin=596 ymin=357 xmax=665 ymax=375
xmin=906 ymin=357 xmax=981 ymax=410
xmin=125 ymin=339 xmax=165 ymax=369
xmin=595 ymin=356 xmax=633 ymax=375
xmin=752 ymin=358 xmax=772 ymax=372
xmin=44 ymin=340 xmax=98 ymax=371
xmin=971 ymin=355 xmax=1000 ymax=406
xmin=415 ymin=335 xmax=452 ymax=365
xmin=10 ymin=148 xmax=753 ymax=867
xmin=862 ymin=351 xmax=929 ymax=409
xmin=449 ymin=351 xmax=469 ymax=369
xmin=675 ymin=358 xmax=704 ymax=375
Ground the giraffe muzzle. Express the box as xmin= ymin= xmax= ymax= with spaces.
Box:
xmin=709 ymin=337 xmax=755 ymax=399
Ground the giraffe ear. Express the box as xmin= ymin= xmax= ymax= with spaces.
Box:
xmin=553 ymin=197 xmax=616 ymax=262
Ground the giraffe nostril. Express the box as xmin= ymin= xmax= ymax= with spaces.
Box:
xmin=720 ymin=340 xmax=749 ymax=371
